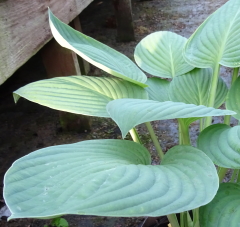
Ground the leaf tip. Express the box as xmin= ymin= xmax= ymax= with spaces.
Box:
xmin=13 ymin=92 xmax=20 ymax=104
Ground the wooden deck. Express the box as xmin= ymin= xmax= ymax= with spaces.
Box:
xmin=0 ymin=0 xmax=93 ymax=85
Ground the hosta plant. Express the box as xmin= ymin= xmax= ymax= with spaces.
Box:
xmin=3 ymin=0 xmax=240 ymax=226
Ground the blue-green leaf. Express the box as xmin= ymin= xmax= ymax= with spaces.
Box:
xmin=48 ymin=9 xmax=147 ymax=87
xmin=107 ymin=99 xmax=236 ymax=138
xmin=135 ymin=31 xmax=194 ymax=78
xmin=198 ymin=124 xmax=240 ymax=168
xmin=13 ymin=76 xmax=148 ymax=117
xmin=4 ymin=141 xmax=218 ymax=219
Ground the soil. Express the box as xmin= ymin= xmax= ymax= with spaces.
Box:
xmin=0 ymin=0 xmax=233 ymax=226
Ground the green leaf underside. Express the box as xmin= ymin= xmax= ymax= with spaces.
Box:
xmin=197 ymin=124 xmax=240 ymax=168
xmin=13 ymin=76 xmax=148 ymax=117
xmin=226 ymin=76 xmax=240 ymax=120
xmin=145 ymin=77 xmax=170 ymax=102
xmin=107 ymin=99 xmax=236 ymax=138
xmin=4 ymin=140 xmax=218 ymax=219
xmin=184 ymin=0 xmax=240 ymax=68
xmin=200 ymin=183 xmax=240 ymax=227
xmin=169 ymin=68 xmax=228 ymax=108
xmin=135 ymin=31 xmax=194 ymax=78
xmin=48 ymin=9 xmax=147 ymax=87
xmin=178 ymin=118 xmax=201 ymax=129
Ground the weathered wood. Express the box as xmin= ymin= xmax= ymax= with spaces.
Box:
xmin=0 ymin=0 xmax=93 ymax=85
xmin=41 ymin=40 xmax=81 ymax=78
xmin=70 ymin=16 xmax=90 ymax=75
xmin=113 ymin=0 xmax=135 ymax=42
xmin=41 ymin=16 xmax=91 ymax=132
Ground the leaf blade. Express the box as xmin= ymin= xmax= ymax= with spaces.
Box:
xmin=107 ymin=99 xmax=236 ymax=138
xmin=135 ymin=31 xmax=194 ymax=78
xmin=226 ymin=76 xmax=240 ymax=120
xmin=145 ymin=77 xmax=171 ymax=102
xmin=200 ymin=183 xmax=240 ymax=227
xmin=197 ymin=124 xmax=240 ymax=168
xmin=48 ymin=9 xmax=147 ymax=87
xmin=13 ymin=76 xmax=148 ymax=117
xmin=184 ymin=0 xmax=240 ymax=68
xmin=169 ymin=68 xmax=228 ymax=108
xmin=4 ymin=141 xmax=218 ymax=219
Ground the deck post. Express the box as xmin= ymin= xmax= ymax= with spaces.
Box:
xmin=113 ymin=0 xmax=135 ymax=42
xmin=41 ymin=16 xmax=91 ymax=133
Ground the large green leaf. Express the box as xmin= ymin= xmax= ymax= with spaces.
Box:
xmin=134 ymin=31 xmax=194 ymax=78
xmin=4 ymin=140 xmax=218 ymax=219
xmin=197 ymin=124 xmax=240 ymax=168
xmin=145 ymin=77 xmax=170 ymax=102
xmin=226 ymin=76 xmax=240 ymax=120
xmin=13 ymin=76 xmax=148 ymax=117
xmin=48 ymin=9 xmax=147 ymax=87
xmin=169 ymin=68 xmax=228 ymax=108
xmin=184 ymin=0 xmax=240 ymax=68
xmin=106 ymin=99 xmax=235 ymax=138
xmin=200 ymin=183 xmax=240 ymax=227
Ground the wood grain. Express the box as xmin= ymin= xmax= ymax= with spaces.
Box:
xmin=0 ymin=0 xmax=93 ymax=85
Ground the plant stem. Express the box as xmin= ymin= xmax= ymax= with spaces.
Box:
xmin=193 ymin=208 xmax=200 ymax=227
xmin=180 ymin=212 xmax=187 ymax=227
xmin=218 ymin=167 xmax=228 ymax=182
xmin=187 ymin=212 xmax=193 ymax=227
xmin=178 ymin=121 xmax=183 ymax=145
xmin=199 ymin=118 xmax=204 ymax=132
xmin=178 ymin=120 xmax=191 ymax=227
xmin=129 ymin=128 xmax=142 ymax=144
xmin=237 ymin=170 xmax=240 ymax=183
xmin=145 ymin=122 xmax=164 ymax=160
xmin=230 ymin=169 xmax=239 ymax=183
xmin=204 ymin=64 xmax=221 ymax=128
xmin=224 ymin=115 xmax=231 ymax=126
xmin=202 ymin=64 xmax=230 ymax=182
xmin=178 ymin=119 xmax=190 ymax=145
xmin=167 ymin=214 xmax=180 ymax=227
xmin=224 ymin=67 xmax=239 ymax=125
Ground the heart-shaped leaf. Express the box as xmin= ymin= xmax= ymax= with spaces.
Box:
xmin=4 ymin=140 xmax=218 ymax=219
xmin=197 ymin=124 xmax=240 ymax=168
xmin=145 ymin=77 xmax=170 ymax=102
xmin=48 ymin=9 xmax=147 ymax=87
xmin=226 ymin=76 xmax=240 ymax=120
xmin=200 ymin=183 xmax=240 ymax=227
xmin=135 ymin=31 xmax=194 ymax=78
xmin=106 ymin=99 xmax=236 ymax=138
xmin=183 ymin=0 xmax=240 ymax=68
xmin=169 ymin=68 xmax=228 ymax=108
xmin=13 ymin=76 xmax=148 ymax=117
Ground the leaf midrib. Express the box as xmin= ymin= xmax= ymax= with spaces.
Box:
xmin=217 ymin=6 xmax=240 ymax=64
xmin=169 ymin=44 xmax=175 ymax=77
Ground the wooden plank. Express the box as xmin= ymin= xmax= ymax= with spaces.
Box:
xmin=113 ymin=0 xmax=135 ymax=42
xmin=0 ymin=0 xmax=93 ymax=85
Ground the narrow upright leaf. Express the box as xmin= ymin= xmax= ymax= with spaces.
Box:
xmin=48 ymin=9 xmax=147 ymax=87
xmin=134 ymin=31 xmax=194 ymax=78
xmin=107 ymin=99 xmax=235 ymax=138
xmin=169 ymin=68 xmax=228 ymax=108
xmin=226 ymin=76 xmax=240 ymax=120
xmin=13 ymin=76 xmax=148 ymax=117
xmin=197 ymin=124 xmax=240 ymax=168
xmin=4 ymin=141 xmax=218 ymax=219
xmin=200 ymin=183 xmax=240 ymax=227
xmin=184 ymin=0 xmax=240 ymax=68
